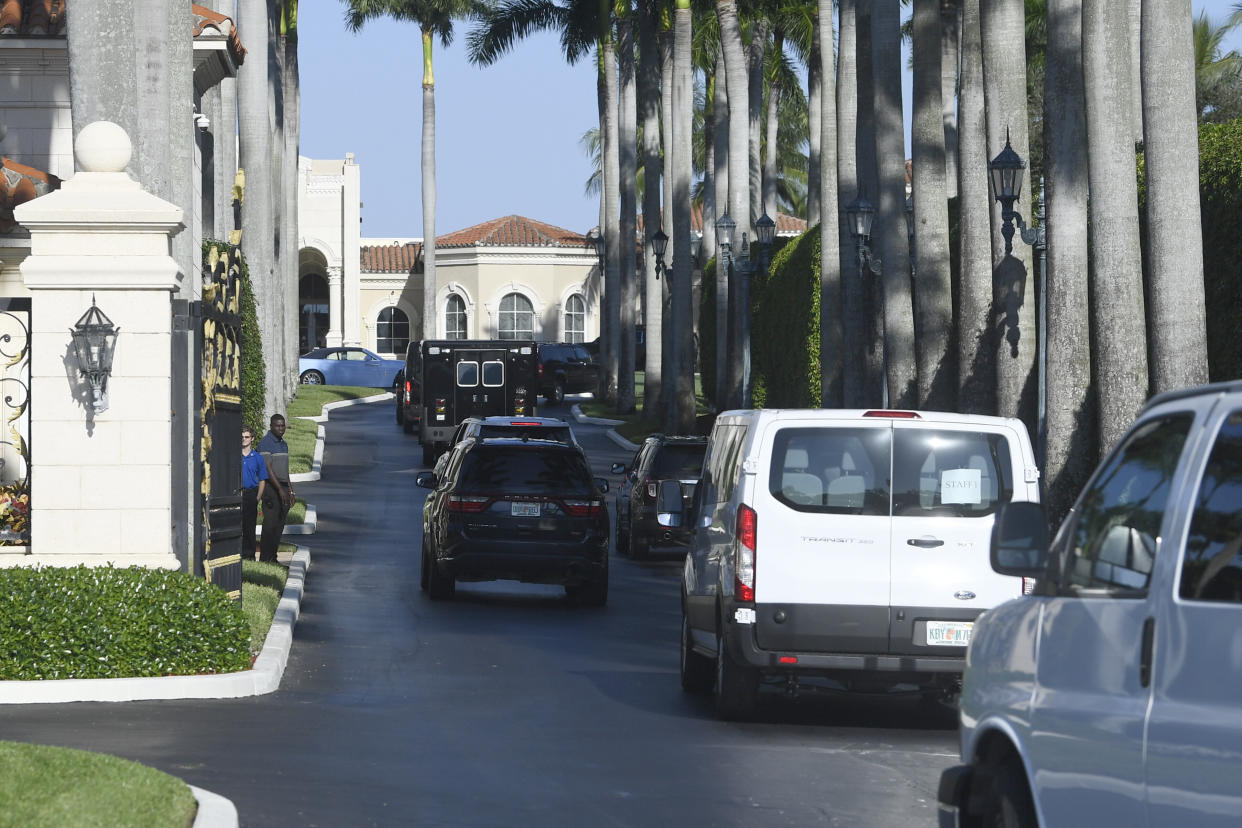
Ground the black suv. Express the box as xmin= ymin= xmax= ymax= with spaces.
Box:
xmin=537 ymin=343 xmax=599 ymax=404
xmin=450 ymin=415 xmax=579 ymax=448
xmin=611 ymin=434 xmax=707 ymax=559
xmin=417 ymin=438 xmax=611 ymax=604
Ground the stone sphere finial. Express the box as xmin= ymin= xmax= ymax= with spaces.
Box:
xmin=75 ymin=121 xmax=132 ymax=173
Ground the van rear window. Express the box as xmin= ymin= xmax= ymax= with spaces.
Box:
xmin=891 ymin=430 xmax=1013 ymax=517
xmin=768 ymin=428 xmax=891 ymax=515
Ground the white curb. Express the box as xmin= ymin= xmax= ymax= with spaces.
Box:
xmin=0 ymin=547 xmax=311 ymax=704
xmin=190 ymin=785 xmax=239 ymax=828
xmin=290 ymin=391 xmax=393 ymax=483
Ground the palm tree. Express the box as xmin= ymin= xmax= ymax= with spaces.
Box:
xmin=980 ymin=0 xmax=1035 ymax=433
xmin=717 ymin=0 xmax=751 ymax=409
xmin=348 ymin=0 xmax=483 ymax=363
xmin=817 ymin=0 xmax=842 ymax=407
xmin=280 ymin=1 xmax=302 ymax=400
xmin=637 ymin=0 xmax=664 ymax=422
xmin=941 ymin=0 xmax=960 ymax=199
xmin=1084 ymin=0 xmax=1148 ymax=454
xmin=1142 ymin=0 xmax=1208 ymax=394
xmin=911 ymin=0 xmax=953 ymax=410
xmin=1194 ymin=10 xmax=1242 ymax=121
xmin=617 ymin=4 xmax=638 ymax=415
xmin=837 ymin=0 xmax=866 ymax=407
xmin=67 ymin=1 xmax=137 ymax=146
xmin=672 ymin=0 xmax=695 ymax=433
xmin=955 ymin=0 xmax=993 ymax=416
xmin=747 ymin=16 xmax=770 ymax=236
xmin=855 ymin=0 xmax=887 ymax=407
xmin=873 ymin=0 xmax=916 ymax=408
xmin=1042 ymin=0 xmax=1093 ymax=526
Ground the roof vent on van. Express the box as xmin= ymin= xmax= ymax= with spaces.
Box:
xmin=862 ymin=410 xmax=921 ymax=419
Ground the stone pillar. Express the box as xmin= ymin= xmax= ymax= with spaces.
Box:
xmin=342 ymin=155 xmax=361 ymax=345
xmin=326 ymin=265 xmax=343 ymax=347
xmin=15 ymin=122 xmax=183 ymax=569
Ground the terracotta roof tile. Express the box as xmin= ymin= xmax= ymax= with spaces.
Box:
xmin=361 ymin=242 xmax=422 ymax=274
xmin=192 ymin=3 xmax=246 ymax=65
xmin=437 ymin=215 xmax=591 ymax=250
xmin=1 ymin=156 xmax=59 ymax=233
xmin=0 ymin=0 xmax=64 ymax=36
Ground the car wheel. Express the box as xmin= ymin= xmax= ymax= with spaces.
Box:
xmin=552 ymin=380 xmax=565 ymax=404
xmin=630 ymin=520 xmax=649 ymax=561
xmin=396 ymin=399 xmax=404 ymax=426
xmin=300 ymin=370 xmax=324 ymax=385
xmin=714 ymin=630 xmax=758 ymax=720
xmin=968 ymin=752 xmax=1038 ymax=828
xmin=427 ymin=553 xmax=454 ymax=601
xmin=680 ymin=611 xmax=713 ymax=694
xmin=403 ymin=415 xmax=416 ymax=435
xmin=616 ymin=513 xmax=630 ymax=557
xmin=419 ymin=543 xmax=429 ymax=592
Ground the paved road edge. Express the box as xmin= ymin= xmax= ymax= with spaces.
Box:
xmin=291 ymin=391 xmax=393 ymax=483
xmin=0 ymin=546 xmax=312 ymax=704
xmin=190 ymin=785 xmax=239 ymax=828
xmin=571 ymin=403 xmax=638 ymax=452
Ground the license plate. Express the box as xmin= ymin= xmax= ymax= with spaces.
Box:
xmin=511 ymin=502 xmax=540 ymax=517
xmin=926 ymin=621 xmax=974 ymax=647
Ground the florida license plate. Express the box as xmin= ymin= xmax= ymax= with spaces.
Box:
xmin=511 ymin=502 xmax=540 ymax=517
xmin=926 ymin=621 xmax=974 ymax=647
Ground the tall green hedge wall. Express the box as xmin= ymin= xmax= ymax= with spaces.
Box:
xmin=202 ymin=241 xmax=265 ymax=434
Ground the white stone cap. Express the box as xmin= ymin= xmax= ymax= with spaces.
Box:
xmin=14 ymin=121 xmax=185 ymax=232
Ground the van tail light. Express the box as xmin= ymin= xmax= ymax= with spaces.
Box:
xmin=1022 ymin=577 xmax=1037 ymax=595
xmin=537 ymin=363 xmax=544 ymax=379
xmin=734 ymin=504 xmax=757 ymax=602
xmin=435 ymin=397 xmax=447 ymax=415
xmin=862 ymin=410 xmax=921 ymax=419
xmin=562 ymin=498 xmax=604 ymax=517
xmin=448 ymin=495 xmax=491 ymax=513
xmin=514 ymin=386 xmax=528 ymax=415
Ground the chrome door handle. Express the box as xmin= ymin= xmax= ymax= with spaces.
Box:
xmin=907 ymin=537 xmax=945 ymax=548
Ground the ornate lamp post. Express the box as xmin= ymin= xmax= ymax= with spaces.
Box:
xmin=70 ymin=295 xmax=119 ymax=415
xmin=845 ymin=195 xmax=883 ymax=276
xmin=650 ymin=228 xmax=669 ymax=280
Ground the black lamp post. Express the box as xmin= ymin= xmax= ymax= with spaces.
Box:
xmin=845 ymin=195 xmax=883 ymax=276
xmin=586 ymin=226 xmax=605 ymax=272
xmin=70 ymin=295 xmax=119 ymax=415
xmin=650 ymin=228 xmax=669 ymax=280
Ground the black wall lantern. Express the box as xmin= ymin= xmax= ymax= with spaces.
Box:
xmin=70 ymin=295 xmax=119 ymax=414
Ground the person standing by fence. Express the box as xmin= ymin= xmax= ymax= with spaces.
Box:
xmin=240 ymin=425 xmax=267 ymax=561
xmin=258 ymin=414 xmax=294 ymax=563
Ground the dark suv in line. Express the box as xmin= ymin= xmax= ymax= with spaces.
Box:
xmin=417 ymin=437 xmax=611 ymax=605
xmin=611 ymin=434 xmax=707 ymax=560
xmin=537 ymin=343 xmax=599 ymax=404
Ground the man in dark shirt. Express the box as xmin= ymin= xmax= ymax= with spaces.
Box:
xmin=258 ymin=414 xmax=294 ymax=563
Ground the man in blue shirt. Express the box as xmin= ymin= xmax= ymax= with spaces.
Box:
xmin=241 ymin=426 xmax=268 ymax=561
xmin=258 ymin=414 xmax=294 ymax=563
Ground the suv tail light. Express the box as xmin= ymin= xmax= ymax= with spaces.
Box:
xmin=734 ymin=504 xmax=757 ymax=602
xmin=448 ymin=495 xmax=490 ymax=513
xmin=562 ymin=498 xmax=604 ymax=517
xmin=645 ymin=479 xmax=657 ymax=499
xmin=1022 ymin=577 xmax=1037 ymax=595
xmin=404 ymin=379 xmax=412 ymax=403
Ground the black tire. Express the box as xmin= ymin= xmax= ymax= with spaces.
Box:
xmin=396 ymin=399 xmax=404 ymax=426
xmin=967 ymin=752 xmax=1038 ymax=828
xmin=419 ymin=543 xmax=429 ymax=592
xmin=552 ymin=379 xmax=565 ymax=404
xmin=421 ymin=442 xmax=436 ymax=467
xmin=630 ymin=522 xmax=649 ymax=561
xmin=616 ymin=513 xmax=630 ymax=557
xmin=299 ymin=370 xmax=324 ymax=385
xmin=680 ymin=612 xmax=714 ymax=694
xmin=714 ymin=631 xmax=759 ymax=720
xmin=403 ymin=415 xmax=416 ymax=435
xmin=427 ymin=554 xmax=454 ymax=600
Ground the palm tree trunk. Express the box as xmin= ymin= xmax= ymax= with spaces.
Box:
xmin=283 ymin=6 xmax=301 ymax=394
xmin=207 ymin=0 xmax=238 ymax=241
xmin=855 ymin=0 xmax=886 ymax=406
xmin=818 ymin=0 xmax=842 ymax=407
xmin=956 ymin=0 xmax=994 ymax=415
xmin=67 ymin=0 xmax=137 ymax=149
xmin=1142 ymin=0 xmax=1208 ymax=392
xmin=660 ymin=28 xmax=676 ymax=424
xmin=238 ymin=0 xmax=278 ymax=420
xmin=672 ymin=0 xmax=695 ymax=433
xmin=807 ymin=19 xmax=822 ymax=228
xmin=837 ymin=0 xmax=866 ymax=407
xmin=618 ymin=13 xmax=638 ymax=414
xmin=748 ymin=18 xmax=770 ymax=235
xmin=941 ymin=0 xmax=961 ymax=200
xmin=638 ymin=0 xmax=664 ymax=421
xmin=1043 ymin=0 xmax=1094 ymax=525
xmin=713 ymin=50 xmax=730 ymax=404
xmin=422 ymin=30 xmax=439 ymax=357
xmin=980 ymin=0 xmax=1036 ymax=433
xmin=873 ymin=0 xmax=917 ymax=408
xmin=912 ymin=0 xmax=954 ymax=410
xmin=602 ymin=31 xmax=622 ymax=408
xmin=1128 ymin=1 xmax=1143 ymax=145
xmin=717 ymin=0 xmax=751 ymax=409
xmin=1084 ymin=0 xmax=1148 ymax=454
xmin=763 ymin=31 xmax=783 ymax=220
xmin=702 ymin=71 xmax=718 ymax=267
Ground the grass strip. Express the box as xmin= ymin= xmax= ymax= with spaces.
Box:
xmin=241 ymin=559 xmax=290 ymax=656
xmin=283 ymin=384 xmax=383 ymax=473
xmin=0 ymin=741 xmax=197 ymax=828
xmin=578 ymin=372 xmax=710 ymax=444
xmin=256 ymin=498 xmax=306 ymax=527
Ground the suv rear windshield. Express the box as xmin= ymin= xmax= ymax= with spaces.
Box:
xmin=457 ymin=446 xmax=594 ymax=495
xmin=478 ymin=425 xmax=573 ymax=443
xmin=652 ymin=444 xmax=707 ymax=478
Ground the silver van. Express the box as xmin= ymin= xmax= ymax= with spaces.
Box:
xmin=667 ymin=408 xmax=1041 ymax=719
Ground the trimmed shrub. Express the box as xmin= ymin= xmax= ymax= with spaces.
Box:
xmin=0 ymin=565 xmax=250 ymax=680
xmin=752 ymin=229 xmax=822 ymax=408
xmin=202 ymin=240 xmax=265 ymax=435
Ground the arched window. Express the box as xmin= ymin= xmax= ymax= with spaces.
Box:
xmin=498 ymin=292 xmax=534 ymax=340
xmin=445 ymin=294 xmax=467 ymax=340
xmin=376 ymin=306 xmax=410 ymax=355
xmin=564 ymin=294 xmax=585 ymax=343
xmin=299 ymin=273 xmax=330 ymax=353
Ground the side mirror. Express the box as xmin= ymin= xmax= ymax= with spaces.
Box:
xmin=656 ymin=479 xmax=685 ymax=528
xmin=415 ymin=472 xmax=436 ymax=489
xmin=611 ymin=462 xmax=627 ymax=475
xmin=990 ymin=501 xmax=1050 ymax=578
xmin=595 ymin=478 xmax=610 ymax=494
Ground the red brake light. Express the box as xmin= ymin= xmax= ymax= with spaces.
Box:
xmin=735 ymin=504 xmax=756 ymax=601
xmin=778 ymin=656 xmax=798 ymax=664
xmin=448 ymin=495 xmax=490 ymax=513
xmin=405 ymin=380 xmax=412 ymax=392
xmin=862 ymin=410 xmax=921 ymax=418
xmin=509 ymin=421 xmax=540 ymax=426
xmin=562 ymin=498 xmax=603 ymax=517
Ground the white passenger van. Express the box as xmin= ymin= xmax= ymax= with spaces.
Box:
xmin=667 ymin=408 xmax=1041 ymax=719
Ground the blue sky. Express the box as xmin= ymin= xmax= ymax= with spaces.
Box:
xmin=299 ymin=1 xmax=1240 ymax=240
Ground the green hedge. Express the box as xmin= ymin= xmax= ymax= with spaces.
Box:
xmin=752 ymin=230 xmax=821 ymax=408
xmin=202 ymin=240 xmax=265 ymax=435
xmin=0 ymin=566 xmax=250 ymax=680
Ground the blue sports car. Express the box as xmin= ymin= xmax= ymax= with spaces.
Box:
xmin=298 ymin=347 xmax=404 ymax=388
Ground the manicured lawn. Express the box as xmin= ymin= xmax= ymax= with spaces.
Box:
xmin=0 ymin=741 xmax=197 ymax=828
xmin=284 ymin=385 xmax=387 ymax=473
xmin=256 ymin=497 xmax=306 ymax=526
xmin=242 ymin=558 xmax=289 ymax=656
xmin=579 ymin=372 xmax=711 ymax=444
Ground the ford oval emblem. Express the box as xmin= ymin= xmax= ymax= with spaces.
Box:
xmin=953 ymin=590 xmax=976 ymax=601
